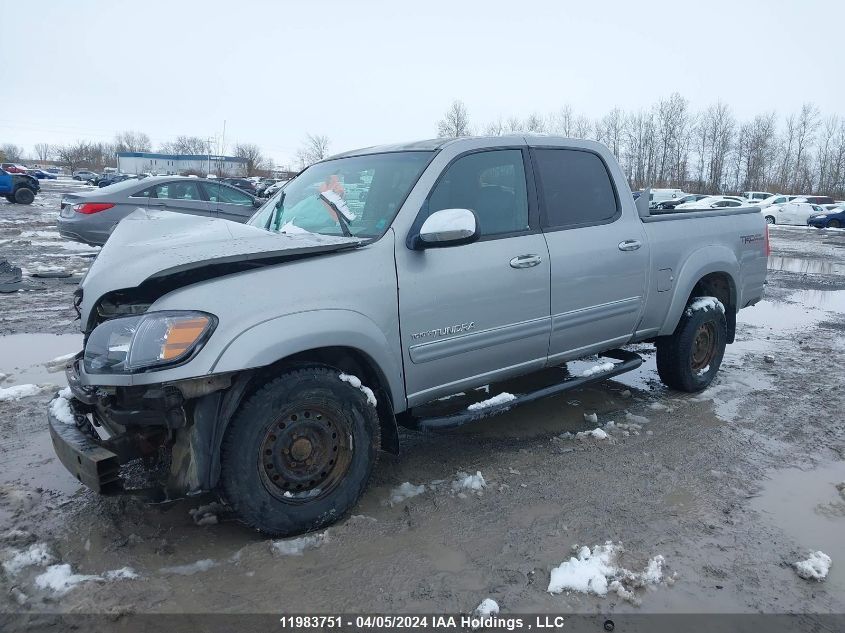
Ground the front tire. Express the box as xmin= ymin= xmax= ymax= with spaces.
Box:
xmin=656 ymin=298 xmax=727 ymax=392
xmin=219 ymin=367 xmax=380 ymax=536
xmin=829 ymin=219 xmax=841 ymax=228
xmin=14 ymin=187 xmax=35 ymax=204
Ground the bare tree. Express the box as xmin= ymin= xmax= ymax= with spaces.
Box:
xmin=234 ymin=143 xmax=266 ymax=176
xmin=159 ymin=136 xmax=211 ymax=155
xmin=55 ymin=141 xmax=94 ymax=174
xmin=113 ymin=131 xmax=151 ymax=153
xmin=296 ymin=134 xmax=331 ymax=168
xmin=0 ymin=144 xmax=24 ymax=162
xmin=485 ymin=118 xmax=505 ymax=136
xmin=791 ymin=103 xmax=820 ymax=192
xmin=33 ymin=143 xmax=53 ymax=162
xmin=437 ymin=100 xmax=471 ymax=138
xmin=523 ymin=113 xmax=546 ymax=133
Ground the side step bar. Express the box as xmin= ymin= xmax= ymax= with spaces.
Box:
xmin=413 ymin=349 xmax=643 ymax=431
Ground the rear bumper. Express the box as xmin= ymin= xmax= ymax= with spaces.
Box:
xmin=48 ymin=396 xmax=123 ymax=494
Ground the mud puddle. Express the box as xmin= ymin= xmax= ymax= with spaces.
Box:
xmin=0 ymin=333 xmax=82 ymax=385
xmin=768 ymin=256 xmax=843 ymax=275
xmin=738 ymin=290 xmax=845 ymax=330
xmin=751 ymin=461 xmax=845 ymax=593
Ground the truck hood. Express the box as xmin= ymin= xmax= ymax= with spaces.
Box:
xmin=78 ymin=209 xmax=360 ymax=331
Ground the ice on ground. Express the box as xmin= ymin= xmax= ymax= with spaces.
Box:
xmin=160 ymin=559 xmax=218 ymax=575
xmin=625 ymin=412 xmax=650 ymax=425
xmin=583 ymin=412 xmax=598 ymax=424
xmin=453 ymin=471 xmax=486 ymax=491
xmin=44 ymin=352 xmax=77 ymax=372
xmin=475 ymin=598 xmax=500 ymax=617
xmin=576 ymin=428 xmax=609 ymax=440
xmin=189 ymin=502 xmax=225 ymax=526
xmin=338 ymin=373 xmax=377 ymax=407
xmin=648 ymin=402 xmax=668 ymax=411
xmin=548 ymin=542 xmax=666 ymax=604
xmin=2 ymin=543 xmax=55 ymax=575
xmin=33 ymin=564 xmax=138 ymax=596
xmin=794 ymin=551 xmax=831 ymax=581
xmin=685 ymin=296 xmax=725 ymax=316
xmin=271 ymin=531 xmax=329 ymax=556
xmin=467 ymin=392 xmax=515 ymax=411
xmin=581 ymin=362 xmax=615 ymax=377
xmin=387 ymin=482 xmax=425 ymax=506
xmin=49 ymin=388 xmax=76 ymax=425
xmin=0 ymin=384 xmax=45 ymax=402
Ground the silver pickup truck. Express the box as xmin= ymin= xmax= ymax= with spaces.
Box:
xmin=49 ymin=136 xmax=768 ymax=535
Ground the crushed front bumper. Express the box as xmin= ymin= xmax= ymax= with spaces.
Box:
xmin=48 ymin=399 xmax=123 ymax=494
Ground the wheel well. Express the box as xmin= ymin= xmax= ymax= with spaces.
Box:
xmin=688 ymin=272 xmax=737 ymax=343
xmin=258 ymin=346 xmax=400 ymax=455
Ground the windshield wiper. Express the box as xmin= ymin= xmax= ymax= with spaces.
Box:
xmin=266 ymin=192 xmax=286 ymax=231
xmin=319 ymin=190 xmax=353 ymax=237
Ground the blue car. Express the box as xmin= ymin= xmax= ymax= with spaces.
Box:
xmin=808 ymin=206 xmax=845 ymax=229
xmin=28 ymin=169 xmax=58 ymax=180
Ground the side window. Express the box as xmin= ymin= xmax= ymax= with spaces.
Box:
xmin=154 ymin=181 xmax=202 ymax=200
xmin=130 ymin=187 xmax=153 ymax=198
xmin=427 ymin=149 xmax=529 ymax=237
xmin=533 ymin=148 xmax=619 ymax=229
xmin=202 ymin=182 xmax=253 ymax=206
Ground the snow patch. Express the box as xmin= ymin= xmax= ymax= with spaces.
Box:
xmin=0 ymin=384 xmax=45 ymax=402
xmin=33 ymin=563 xmax=138 ymax=596
xmin=452 ymin=471 xmax=486 ymax=491
xmin=794 ymin=551 xmax=831 ymax=581
xmin=49 ymin=388 xmax=76 ymax=425
xmin=685 ymin=296 xmax=725 ymax=316
xmin=583 ymin=412 xmax=598 ymax=424
xmin=387 ymin=482 xmax=425 ymax=506
xmin=548 ymin=542 xmax=666 ymax=604
xmin=338 ymin=373 xmax=377 ymax=407
xmin=2 ymin=543 xmax=55 ymax=575
xmin=576 ymin=428 xmax=609 ymax=440
xmin=467 ymin=392 xmax=515 ymax=411
xmin=581 ymin=362 xmax=615 ymax=378
xmin=271 ymin=531 xmax=328 ymax=556
xmin=475 ymin=598 xmax=500 ymax=617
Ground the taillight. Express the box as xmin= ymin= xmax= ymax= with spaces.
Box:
xmin=764 ymin=223 xmax=771 ymax=257
xmin=74 ymin=202 xmax=114 ymax=215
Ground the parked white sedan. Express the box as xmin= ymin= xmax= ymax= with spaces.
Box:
xmin=675 ymin=196 xmax=745 ymax=210
xmin=762 ymin=201 xmax=825 ymax=225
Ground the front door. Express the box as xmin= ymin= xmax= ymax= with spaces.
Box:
xmin=530 ymin=146 xmax=649 ymax=362
xmin=396 ymin=148 xmax=551 ymax=406
xmin=200 ymin=181 xmax=256 ymax=222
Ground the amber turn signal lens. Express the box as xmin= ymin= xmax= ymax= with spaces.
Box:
xmin=161 ymin=317 xmax=211 ymax=360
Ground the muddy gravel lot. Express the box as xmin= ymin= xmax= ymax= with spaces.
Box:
xmin=1 ymin=181 xmax=844 ymax=628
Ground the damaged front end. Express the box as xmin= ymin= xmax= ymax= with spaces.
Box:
xmin=48 ymin=356 xmax=253 ymax=499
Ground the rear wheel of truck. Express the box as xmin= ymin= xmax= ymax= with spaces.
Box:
xmin=656 ymin=297 xmax=727 ymax=393
xmin=220 ymin=367 xmax=381 ymax=536
xmin=14 ymin=187 xmax=35 ymax=204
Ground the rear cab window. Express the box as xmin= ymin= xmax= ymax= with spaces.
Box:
xmin=531 ymin=148 xmax=620 ymax=230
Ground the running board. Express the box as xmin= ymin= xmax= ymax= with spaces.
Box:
xmin=412 ymin=349 xmax=642 ymax=431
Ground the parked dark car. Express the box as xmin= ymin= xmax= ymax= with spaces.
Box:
xmin=220 ymin=177 xmax=257 ymax=193
xmin=808 ymin=205 xmax=845 ymax=229
xmin=73 ymin=170 xmax=99 ymax=182
xmin=28 ymin=169 xmax=58 ymax=179
xmin=655 ymin=194 xmax=709 ymax=210
xmin=97 ymin=174 xmax=135 ymax=188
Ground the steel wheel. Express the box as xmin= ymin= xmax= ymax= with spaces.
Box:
xmin=690 ymin=322 xmax=717 ymax=372
xmin=258 ymin=404 xmax=353 ymax=504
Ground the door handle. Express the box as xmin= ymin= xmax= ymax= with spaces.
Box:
xmin=148 ymin=201 xmax=166 ymax=207
xmin=618 ymin=240 xmax=642 ymax=251
xmin=510 ymin=254 xmax=542 ymax=268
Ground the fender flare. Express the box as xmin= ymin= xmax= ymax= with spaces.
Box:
xmin=659 ymin=245 xmax=739 ymax=336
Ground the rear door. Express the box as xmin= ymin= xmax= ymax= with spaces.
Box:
xmin=200 ymin=181 xmax=256 ymax=222
xmin=531 ymin=145 xmax=648 ymax=362
xmin=147 ymin=180 xmax=214 ymax=217
xmin=396 ymin=148 xmax=551 ymax=405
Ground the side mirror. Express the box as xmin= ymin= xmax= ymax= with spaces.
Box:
xmin=252 ymin=198 xmax=262 ymax=209
xmin=414 ymin=208 xmax=479 ymax=249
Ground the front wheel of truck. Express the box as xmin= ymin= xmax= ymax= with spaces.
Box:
xmin=219 ymin=367 xmax=381 ymax=536
xmin=656 ymin=297 xmax=727 ymax=393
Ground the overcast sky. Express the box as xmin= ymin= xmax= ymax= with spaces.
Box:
xmin=1 ymin=0 xmax=843 ymax=166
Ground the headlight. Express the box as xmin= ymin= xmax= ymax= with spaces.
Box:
xmin=84 ymin=311 xmax=216 ymax=374
xmin=813 ymin=214 xmax=827 ymax=219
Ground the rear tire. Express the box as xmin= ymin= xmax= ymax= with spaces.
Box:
xmin=14 ymin=187 xmax=35 ymax=204
xmin=765 ymin=215 xmax=775 ymax=224
xmin=219 ymin=367 xmax=381 ymax=536
xmin=656 ymin=298 xmax=727 ymax=392
xmin=829 ymin=219 xmax=841 ymax=228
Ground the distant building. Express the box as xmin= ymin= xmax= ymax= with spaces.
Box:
xmin=116 ymin=152 xmax=247 ymax=176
